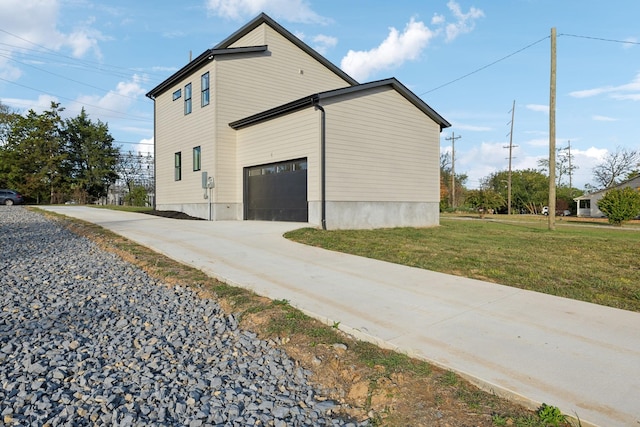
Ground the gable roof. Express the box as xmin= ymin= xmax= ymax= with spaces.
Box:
xmin=146 ymin=13 xmax=358 ymax=99
xmin=146 ymin=45 xmax=268 ymax=99
xmin=574 ymin=174 xmax=640 ymax=200
xmin=229 ymin=78 xmax=452 ymax=131
xmin=214 ymin=13 xmax=358 ymax=86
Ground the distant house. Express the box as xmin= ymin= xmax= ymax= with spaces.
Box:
xmin=574 ymin=175 xmax=640 ymax=217
xmin=146 ymin=13 xmax=450 ymax=229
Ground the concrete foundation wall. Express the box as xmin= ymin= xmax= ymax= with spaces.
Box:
xmin=325 ymin=201 xmax=439 ymax=230
xmin=156 ymin=203 xmax=241 ymax=221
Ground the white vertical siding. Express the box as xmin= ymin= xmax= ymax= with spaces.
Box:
xmin=323 ymin=87 xmax=441 ymax=203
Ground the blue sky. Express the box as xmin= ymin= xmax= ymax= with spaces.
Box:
xmin=1 ymin=0 xmax=639 ymax=190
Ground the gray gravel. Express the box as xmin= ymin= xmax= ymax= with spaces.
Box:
xmin=0 ymin=206 xmax=362 ymax=426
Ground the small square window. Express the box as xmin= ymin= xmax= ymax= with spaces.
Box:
xmin=173 ymin=89 xmax=181 ymax=101
xmin=193 ymin=146 xmax=201 ymax=171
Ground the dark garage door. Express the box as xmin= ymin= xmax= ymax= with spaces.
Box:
xmin=244 ymin=158 xmax=308 ymax=222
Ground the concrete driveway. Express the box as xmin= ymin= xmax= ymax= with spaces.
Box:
xmin=40 ymin=206 xmax=640 ymax=427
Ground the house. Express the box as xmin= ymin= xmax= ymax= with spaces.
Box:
xmin=574 ymin=175 xmax=640 ymax=217
xmin=146 ymin=13 xmax=450 ymax=230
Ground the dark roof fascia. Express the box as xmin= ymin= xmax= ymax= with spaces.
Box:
xmin=574 ymin=174 xmax=640 ymax=200
xmin=229 ymin=95 xmax=318 ymax=130
xmin=145 ymin=45 xmax=268 ymax=99
xmin=229 ymin=78 xmax=451 ymax=131
xmin=215 ymin=13 xmax=358 ymax=87
xmin=316 ymin=77 xmax=451 ymax=130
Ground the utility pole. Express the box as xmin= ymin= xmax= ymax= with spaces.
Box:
xmin=445 ymin=133 xmax=462 ymax=208
xmin=567 ymin=140 xmax=572 ymax=191
xmin=548 ymin=27 xmax=557 ymax=231
xmin=504 ymin=100 xmax=517 ymax=215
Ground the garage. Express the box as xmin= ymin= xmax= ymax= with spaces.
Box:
xmin=244 ymin=158 xmax=308 ymax=222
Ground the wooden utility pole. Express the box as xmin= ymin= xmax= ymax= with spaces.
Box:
xmin=445 ymin=133 xmax=462 ymax=208
xmin=505 ymin=100 xmax=517 ymax=215
xmin=567 ymin=140 xmax=572 ymax=190
xmin=548 ymin=27 xmax=557 ymax=230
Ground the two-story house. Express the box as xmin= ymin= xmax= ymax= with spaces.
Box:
xmin=146 ymin=13 xmax=450 ymax=229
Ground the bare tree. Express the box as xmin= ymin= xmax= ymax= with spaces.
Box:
xmin=592 ymin=147 xmax=640 ymax=189
xmin=537 ymin=146 xmax=578 ymax=188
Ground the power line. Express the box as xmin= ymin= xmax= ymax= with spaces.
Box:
xmin=559 ymin=33 xmax=640 ymax=45
xmin=420 ymin=35 xmax=550 ymax=95
xmin=0 ymin=76 xmax=151 ymax=123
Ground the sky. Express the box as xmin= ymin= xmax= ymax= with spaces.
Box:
xmin=1 ymin=0 xmax=639 ymax=190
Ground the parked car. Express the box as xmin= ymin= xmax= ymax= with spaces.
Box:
xmin=0 ymin=189 xmax=25 ymax=205
xmin=541 ymin=206 xmax=571 ymax=216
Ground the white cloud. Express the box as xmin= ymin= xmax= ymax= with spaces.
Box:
xmin=443 ymin=0 xmax=485 ymax=42
xmin=2 ymin=94 xmax=60 ymax=114
xmin=75 ymin=74 xmax=146 ymax=119
xmin=455 ymin=123 xmax=493 ymax=132
xmin=312 ymin=34 xmax=337 ymax=55
xmin=526 ymin=104 xmax=549 ymax=113
xmin=205 ymin=0 xmax=329 ymax=24
xmin=0 ymin=0 xmax=104 ymax=81
xmin=623 ymin=37 xmax=637 ymax=49
xmin=134 ymin=137 xmax=154 ymax=155
xmin=593 ymin=115 xmax=618 ymax=122
xmin=570 ymin=72 xmax=640 ymax=100
xmin=340 ymin=18 xmax=434 ymax=81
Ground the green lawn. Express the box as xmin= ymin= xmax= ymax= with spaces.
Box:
xmin=286 ymin=217 xmax=640 ymax=312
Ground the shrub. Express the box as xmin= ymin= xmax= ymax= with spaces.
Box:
xmin=125 ymin=185 xmax=148 ymax=207
xmin=597 ymin=186 xmax=640 ymax=226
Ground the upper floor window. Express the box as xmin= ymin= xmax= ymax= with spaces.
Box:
xmin=201 ymin=72 xmax=210 ymax=107
xmin=175 ymin=152 xmax=182 ymax=181
xmin=172 ymin=89 xmax=181 ymax=101
xmin=193 ymin=146 xmax=201 ymax=171
xmin=184 ymin=83 xmax=192 ymax=115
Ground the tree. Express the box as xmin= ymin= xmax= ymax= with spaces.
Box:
xmin=464 ymin=188 xmax=504 ymax=218
xmin=63 ymin=108 xmax=119 ymax=202
xmin=484 ymin=169 xmax=549 ymax=214
xmin=597 ymin=187 xmax=640 ymax=226
xmin=4 ymin=102 xmax=66 ymax=203
xmin=440 ymin=152 xmax=468 ymax=210
xmin=592 ymin=147 xmax=640 ymax=189
xmin=538 ymin=145 xmax=578 ymax=188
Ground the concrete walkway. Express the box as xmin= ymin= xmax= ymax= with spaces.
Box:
xmin=40 ymin=206 xmax=640 ymax=427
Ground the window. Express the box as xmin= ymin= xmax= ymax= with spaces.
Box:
xmin=201 ymin=72 xmax=210 ymax=107
xmin=184 ymin=83 xmax=192 ymax=115
xmin=579 ymin=199 xmax=590 ymax=209
xmin=193 ymin=146 xmax=201 ymax=171
xmin=174 ymin=152 xmax=182 ymax=181
xmin=172 ymin=89 xmax=181 ymax=101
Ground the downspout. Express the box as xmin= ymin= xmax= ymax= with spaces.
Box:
xmin=314 ymin=103 xmax=327 ymax=230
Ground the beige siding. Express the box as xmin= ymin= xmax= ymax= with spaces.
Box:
xmin=236 ymin=108 xmax=320 ymax=201
xmin=154 ymin=63 xmax=216 ymax=207
xmin=323 ymin=87 xmax=441 ymax=203
xmin=213 ymin=23 xmax=352 ymax=203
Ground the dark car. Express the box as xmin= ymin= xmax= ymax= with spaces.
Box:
xmin=0 ymin=189 xmax=25 ymax=205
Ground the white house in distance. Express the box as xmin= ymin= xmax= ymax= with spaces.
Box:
xmin=146 ymin=13 xmax=450 ymax=230
xmin=574 ymin=175 xmax=640 ymax=217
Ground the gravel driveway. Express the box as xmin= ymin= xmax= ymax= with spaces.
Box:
xmin=0 ymin=207 xmax=360 ymax=426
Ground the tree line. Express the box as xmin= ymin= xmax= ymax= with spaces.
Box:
xmin=0 ymin=101 xmax=152 ymax=205
xmin=440 ymin=146 xmax=640 ymax=220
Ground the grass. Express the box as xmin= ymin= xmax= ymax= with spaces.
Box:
xmin=285 ymin=216 xmax=640 ymax=312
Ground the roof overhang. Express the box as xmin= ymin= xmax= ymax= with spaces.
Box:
xmin=145 ymin=45 xmax=268 ymax=99
xmin=229 ymin=78 xmax=451 ymax=131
